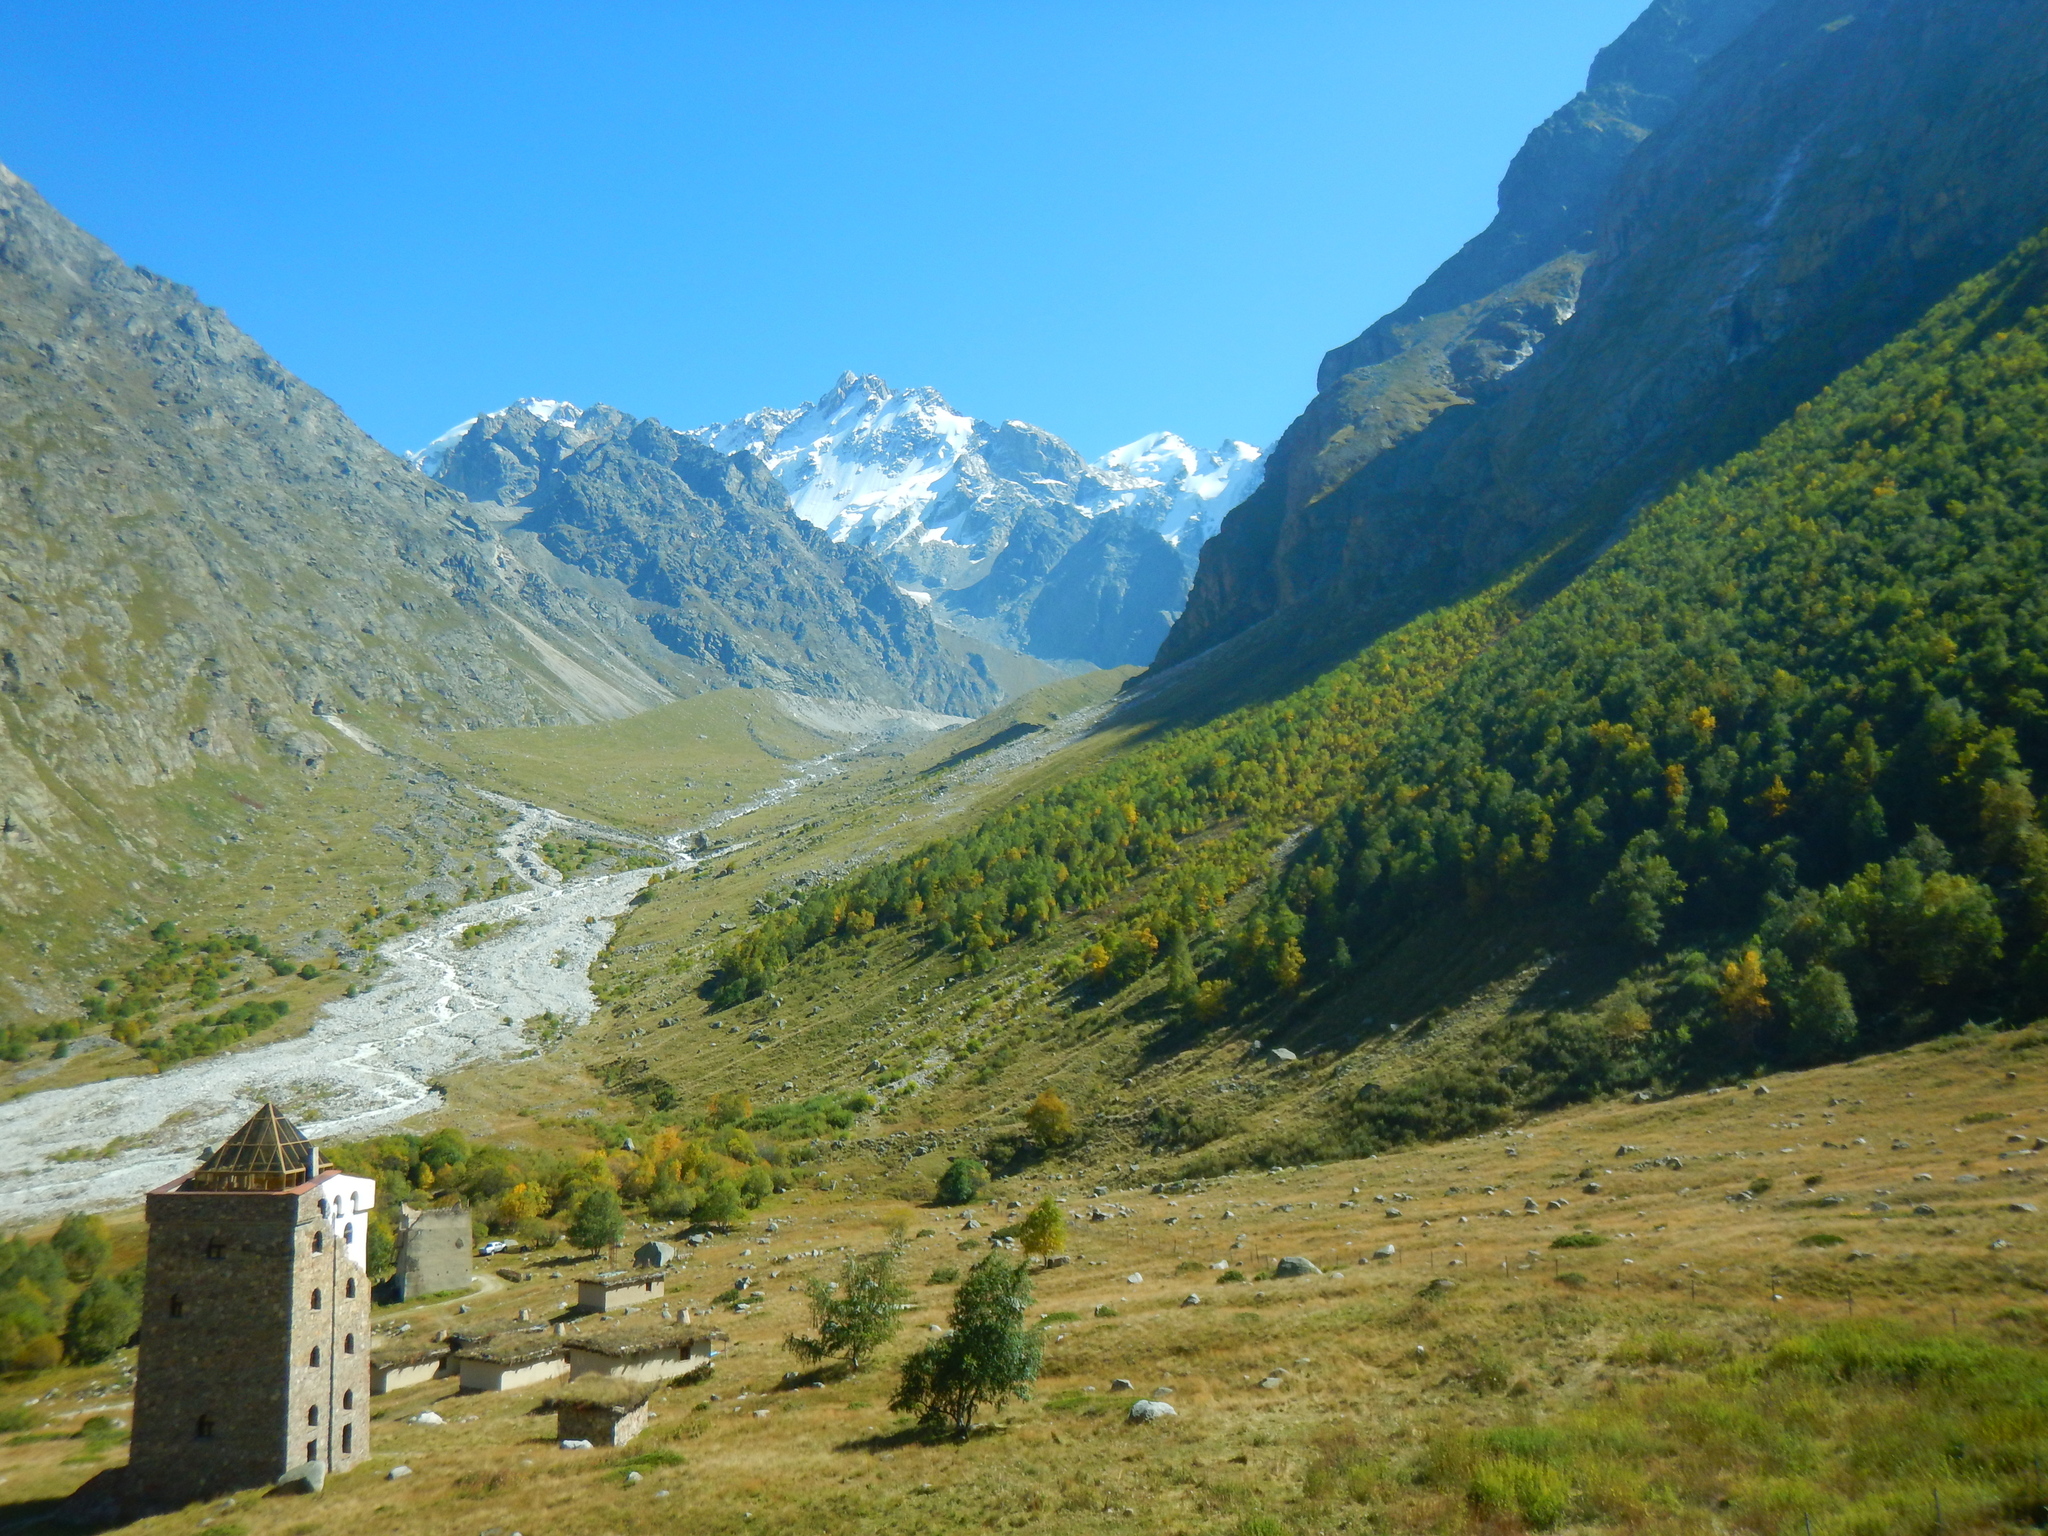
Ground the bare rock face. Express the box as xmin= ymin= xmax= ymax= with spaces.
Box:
xmin=442 ymin=404 xmax=999 ymax=715
xmin=1161 ymin=0 xmax=2048 ymax=671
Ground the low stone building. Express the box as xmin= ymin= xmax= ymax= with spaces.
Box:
xmin=577 ymin=1269 xmax=664 ymax=1314
xmin=392 ymin=1203 xmax=472 ymax=1300
xmin=453 ymin=1334 xmax=568 ymax=1393
xmin=369 ymin=1341 xmax=450 ymax=1394
xmin=564 ymin=1325 xmax=710 ymax=1384
xmin=553 ymin=1381 xmax=653 ymax=1448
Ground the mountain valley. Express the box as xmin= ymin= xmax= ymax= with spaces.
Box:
xmin=5 ymin=1 xmax=2048 ymax=1532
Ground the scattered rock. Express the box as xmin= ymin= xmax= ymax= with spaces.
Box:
xmin=1582 ymin=1182 xmax=1603 ymax=1194
xmin=1868 ymin=1202 xmax=1892 ymax=1213
xmin=1372 ymin=1244 xmax=1397 ymax=1261
xmin=1182 ymin=1293 xmax=1202 ymax=1306
xmin=1273 ymin=1255 xmax=1321 ymax=1278
xmin=1912 ymin=1204 xmax=1937 ymax=1216
xmin=626 ymin=1470 xmax=643 ymax=1485
xmin=1126 ymin=1273 xmax=1143 ymax=1285
xmin=408 ymin=1411 xmax=445 ymax=1425
xmin=275 ymin=1460 xmax=324 ymax=1495
xmin=560 ymin=1439 xmax=593 ymax=1450
xmin=2011 ymin=1203 xmax=2039 ymax=1214
xmin=386 ymin=1466 xmax=412 ymax=1480
xmin=1129 ymin=1399 xmax=1177 ymax=1422
xmin=1110 ymin=1378 xmax=1134 ymax=1392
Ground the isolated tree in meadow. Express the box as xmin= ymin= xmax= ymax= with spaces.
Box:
xmin=1016 ymin=1197 xmax=1066 ymax=1267
xmin=786 ymin=1245 xmax=909 ymax=1373
xmin=567 ymin=1187 xmax=626 ymax=1256
xmin=63 ymin=1275 xmax=140 ymax=1365
xmin=1023 ymin=1090 xmax=1076 ymax=1150
xmin=890 ymin=1254 xmax=1042 ymax=1437
xmin=696 ymin=1177 xmax=745 ymax=1228
xmin=935 ymin=1157 xmax=988 ymax=1206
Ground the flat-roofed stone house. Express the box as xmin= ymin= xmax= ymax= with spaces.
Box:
xmin=563 ymin=1325 xmax=711 ymax=1384
xmin=453 ymin=1334 xmax=569 ymax=1393
xmin=369 ymin=1341 xmax=450 ymax=1394
xmin=578 ymin=1269 xmax=664 ymax=1313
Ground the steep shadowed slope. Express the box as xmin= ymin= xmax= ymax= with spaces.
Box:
xmin=1163 ymin=0 xmax=2048 ymax=670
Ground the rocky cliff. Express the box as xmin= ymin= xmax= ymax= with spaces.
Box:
xmin=1161 ymin=0 xmax=2048 ymax=668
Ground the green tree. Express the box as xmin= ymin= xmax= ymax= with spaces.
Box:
xmin=741 ymin=1164 xmax=774 ymax=1208
xmin=566 ymin=1187 xmax=626 ymax=1256
xmin=1023 ymin=1090 xmax=1076 ymax=1150
xmin=1785 ymin=964 xmax=1858 ymax=1052
xmin=891 ymin=1254 xmax=1042 ymax=1437
xmin=50 ymin=1213 xmax=110 ymax=1284
xmin=1015 ymin=1197 xmax=1066 ymax=1267
xmin=935 ymin=1157 xmax=988 ymax=1206
xmin=62 ymin=1275 xmax=139 ymax=1364
xmin=1164 ymin=925 xmax=1199 ymax=1009
xmin=786 ymin=1245 xmax=909 ymax=1372
xmin=696 ymin=1178 xmax=745 ymax=1228
xmin=364 ymin=1209 xmax=398 ymax=1282
xmin=647 ymin=1175 xmax=698 ymax=1222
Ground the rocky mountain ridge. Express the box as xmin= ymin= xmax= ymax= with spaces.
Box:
xmin=420 ymin=375 xmax=1262 ymax=667
xmin=1162 ymin=0 xmax=2048 ymax=671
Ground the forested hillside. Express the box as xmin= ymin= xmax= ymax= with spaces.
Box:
xmin=707 ymin=224 xmax=2048 ymax=1128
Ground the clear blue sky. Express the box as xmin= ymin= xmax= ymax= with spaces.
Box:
xmin=0 ymin=2 xmax=1646 ymax=459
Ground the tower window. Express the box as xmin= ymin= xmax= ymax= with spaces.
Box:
xmin=307 ymin=1439 xmax=318 ymax=1463
xmin=307 ymin=1405 xmax=319 ymax=1426
xmin=309 ymin=1346 xmax=321 ymax=1366
xmin=341 ymin=1423 xmax=353 ymax=1453
xmin=312 ymin=1230 xmax=324 ymax=1253
xmin=344 ymin=1222 xmax=354 ymax=1243
xmin=204 ymin=1238 xmax=226 ymax=1261
xmin=194 ymin=1415 xmax=213 ymax=1439
xmin=344 ymin=1277 xmax=356 ymax=1299
xmin=343 ymin=1333 xmax=355 ymax=1355
xmin=310 ymin=1288 xmax=322 ymax=1310
xmin=341 ymin=1389 xmax=353 ymax=1410
xmin=169 ymin=1295 xmax=184 ymax=1318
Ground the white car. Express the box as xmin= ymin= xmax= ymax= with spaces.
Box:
xmin=477 ymin=1239 xmax=513 ymax=1256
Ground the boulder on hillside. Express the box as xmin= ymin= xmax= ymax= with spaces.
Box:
xmin=1273 ymin=1256 xmax=1321 ymax=1278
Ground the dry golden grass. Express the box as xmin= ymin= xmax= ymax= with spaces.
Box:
xmin=8 ymin=1024 xmax=2044 ymax=1535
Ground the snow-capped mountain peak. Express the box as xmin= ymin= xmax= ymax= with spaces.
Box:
xmin=1087 ymin=431 xmax=1265 ymax=547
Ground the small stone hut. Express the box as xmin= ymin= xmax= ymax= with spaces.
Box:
xmin=453 ymin=1334 xmax=568 ymax=1393
xmin=552 ymin=1380 xmax=653 ymax=1448
xmin=369 ymin=1341 xmax=450 ymax=1394
xmin=577 ymin=1269 xmax=664 ymax=1313
xmin=564 ymin=1325 xmax=710 ymax=1384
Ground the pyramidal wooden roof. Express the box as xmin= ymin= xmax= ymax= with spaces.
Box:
xmin=185 ymin=1103 xmax=319 ymax=1192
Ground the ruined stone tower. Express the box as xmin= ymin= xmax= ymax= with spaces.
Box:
xmin=127 ymin=1104 xmax=376 ymax=1506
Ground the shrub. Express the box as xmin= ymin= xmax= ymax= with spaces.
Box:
xmin=1551 ymin=1232 xmax=1606 ymax=1249
xmin=927 ymin=1266 xmax=960 ymax=1285
xmin=935 ymin=1157 xmax=988 ymax=1206
xmin=892 ymin=1255 xmax=1043 ymax=1436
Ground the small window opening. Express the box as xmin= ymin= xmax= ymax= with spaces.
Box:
xmin=343 ymin=1333 xmax=355 ymax=1355
xmin=307 ymin=1405 xmax=319 ymax=1426
xmin=307 ymin=1439 xmax=318 ymax=1463
xmin=342 ymin=1389 xmax=353 ymax=1410
xmin=312 ymin=1230 xmax=324 ymax=1253
xmin=194 ymin=1415 xmax=213 ymax=1439
xmin=169 ymin=1295 xmax=184 ymax=1318
xmin=341 ymin=1423 xmax=354 ymax=1453
xmin=310 ymin=1288 xmax=322 ymax=1310
xmin=344 ymin=1277 xmax=356 ymax=1299
xmin=204 ymin=1238 xmax=226 ymax=1261
xmin=309 ymin=1345 xmax=321 ymax=1366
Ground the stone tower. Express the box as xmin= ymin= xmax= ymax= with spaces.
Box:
xmin=127 ymin=1104 xmax=376 ymax=1507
